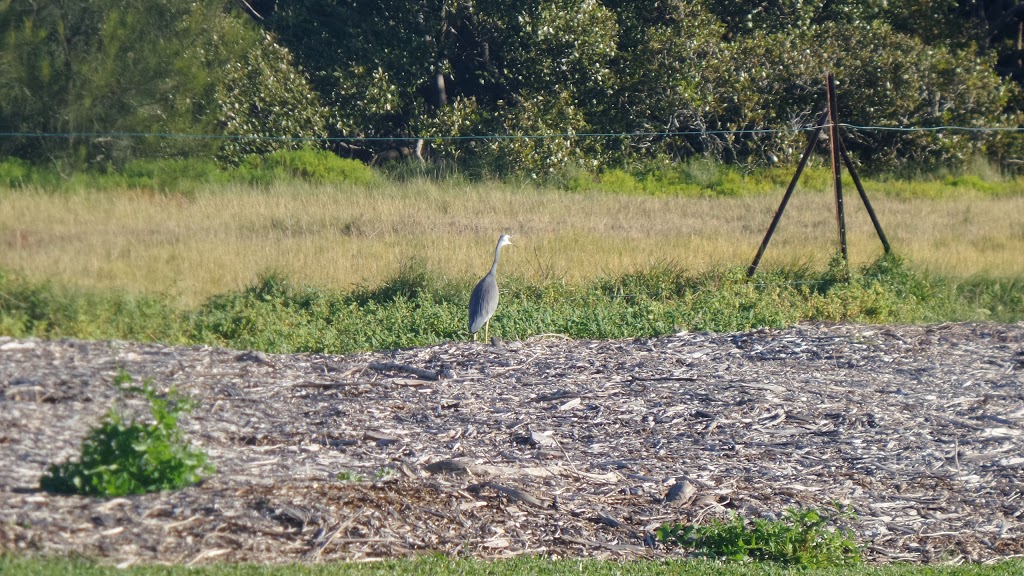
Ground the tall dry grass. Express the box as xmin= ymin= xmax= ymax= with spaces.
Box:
xmin=1 ymin=181 xmax=1021 ymax=306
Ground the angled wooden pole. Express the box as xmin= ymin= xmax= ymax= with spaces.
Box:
xmin=837 ymin=135 xmax=891 ymax=254
xmin=747 ymin=108 xmax=830 ymax=278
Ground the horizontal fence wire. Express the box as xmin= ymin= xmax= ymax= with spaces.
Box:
xmin=1 ymin=124 xmax=1023 ymax=143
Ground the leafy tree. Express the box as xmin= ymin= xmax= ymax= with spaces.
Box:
xmin=264 ymin=0 xmax=449 ymax=145
xmin=0 ymin=1 xmax=284 ymax=167
xmin=413 ymin=0 xmax=620 ymax=175
xmin=263 ymin=0 xmax=619 ymax=169
xmin=215 ymin=31 xmax=329 ymax=163
xmin=606 ymin=1 xmax=1016 ymax=170
xmin=597 ymin=1 xmax=728 ymax=162
xmin=962 ymin=1 xmax=1024 ymax=81
xmin=1 ymin=0 xmax=1019 ymax=174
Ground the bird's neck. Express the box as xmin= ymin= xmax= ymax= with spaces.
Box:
xmin=490 ymin=245 xmax=504 ymax=276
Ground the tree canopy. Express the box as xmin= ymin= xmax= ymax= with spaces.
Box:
xmin=1 ymin=0 xmax=1021 ymax=175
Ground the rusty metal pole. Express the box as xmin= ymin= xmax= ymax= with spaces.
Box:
xmin=747 ymin=107 xmax=830 ymax=278
xmin=826 ymin=72 xmax=848 ymax=265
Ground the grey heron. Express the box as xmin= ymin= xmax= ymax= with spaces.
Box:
xmin=469 ymin=234 xmax=512 ymax=341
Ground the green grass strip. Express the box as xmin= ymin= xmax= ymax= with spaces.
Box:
xmin=1 ymin=254 xmax=1021 ymax=354
xmin=2 ymin=556 xmax=1024 ymax=576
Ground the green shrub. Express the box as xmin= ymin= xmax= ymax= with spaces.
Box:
xmin=657 ymin=506 xmax=862 ymax=566
xmin=4 ymin=254 xmax=1023 ymax=354
xmin=0 ymin=157 xmax=32 ymax=187
xmin=189 ymin=269 xmax=464 ymax=353
xmin=567 ymin=168 xmax=647 ymax=195
xmin=120 ymin=158 xmax=233 ymax=192
xmin=336 ymin=470 xmax=367 ymax=483
xmin=0 ymin=271 xmax=186 ymax=343
xmin=239 ymin=147 xmax=377 ymax=186
xmin=39 ymin=371 xmax=213 ymax=497
xmin=0 ymin=152 xmax=377 ymax=191
xmin=953 ymin=276 xmax=1024 ymax=322
xmin=215 ymin=31 xmax=329 ymax=164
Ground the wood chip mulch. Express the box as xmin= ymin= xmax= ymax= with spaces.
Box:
xmin=1 ymin=322 xmax=1022 ymax=566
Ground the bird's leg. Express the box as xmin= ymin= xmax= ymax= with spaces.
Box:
xmin=484 ymin=320 xmax=490 ymax=341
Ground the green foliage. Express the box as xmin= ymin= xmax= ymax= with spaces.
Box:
xmin=336 ymin=470 xmax=367 ymax=483
xmin=238 ymin=147 xmax=377 ymax=186
xmin=568 ymin=168 xmax=646 ymax=194
xmin=0 ymin=153 xmax=379 ymax=191
xmin=646 ymin=15 xmax=1014 ymax=171
xmin=348 ymin=259 xmax=438 ymax=305
xmin=119 ymin=158 xmax=235 ymax=193
xmin=951 ymin=277 xmax=1024 ymax=323
xmin=39 ymin=371 xmax=213 ymax=497
xmin=657 ymin=506 xmax=861 ymax=566
xmin=818 ymin=24 xmax=1011 ymax=171
xmin=568 ymin=160 xmax=777 ymax=196
xmin=260 ymin=0 xmax=1017 ymax=175
xmin=0 ymin=157 xmax=32 ymax=187
xmin=0 ymin=0 xmax=261 ymax=166
xmin=183 ymin=254 xmax=1022 ymax=353
xmin=5 ymin=153 xmax=1020 ymax=196
xmin=2 ymin=0 xmax=1021 ymax=176
xmin=216 ymin=31 xmax=329 ymax=164
xmin=1 ymin=0 xmax=1021 ymax=178
xmin=188 ymin=269 xmax=464 ymax=353
xmin=0 ymin=270 xmax=187 ymax=342
xmin=2 ymin=254 xmax=1022 ymax=354
xmin=467 ymin=92 xmax=592 ymax=179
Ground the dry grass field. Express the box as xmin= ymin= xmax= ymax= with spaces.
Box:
xmin=1 ymin=181 xmax=1022 ymax=306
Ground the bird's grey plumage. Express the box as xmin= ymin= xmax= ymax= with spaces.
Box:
xmin=469 ymin=234 xmax=512 ymax=340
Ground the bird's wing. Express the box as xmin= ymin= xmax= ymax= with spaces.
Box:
xmin=468 ymin=277 xmax=490 ymax=333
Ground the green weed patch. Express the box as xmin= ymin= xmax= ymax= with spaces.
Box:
xmin=0 ymin=270 xmax=187 ymax=344
xmin=237 ymin=147 xmax=378 ymax=186
xmin=1 ymin=255 xmax=1021 ymax=354
xmin=39 ymin=371 xmax=213 ymax=497
xmin=658 ymin=506 xmax=862 ymax=566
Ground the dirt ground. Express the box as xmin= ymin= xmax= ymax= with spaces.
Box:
xmin=1 ymin=322 xmax=1022 ymax=566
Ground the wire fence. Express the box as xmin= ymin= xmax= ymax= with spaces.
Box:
xmin=2 ymin=123 xmax=1023 ymax=144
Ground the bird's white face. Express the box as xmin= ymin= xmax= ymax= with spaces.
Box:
xmin=498 ymin=234 xmax=513 ymax=248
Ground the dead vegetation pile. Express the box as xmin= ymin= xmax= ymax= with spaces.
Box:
xmin=1 ymin=322 xmax=1022 ymax=566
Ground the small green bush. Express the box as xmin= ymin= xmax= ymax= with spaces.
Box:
xmin=39 ymin=371 xmax=213 ymax=497
xmin=336 ymin=470 xmax=367 ymax=483
xmin=0 ymin=271 xmax=186 ymax=343
xmin=657 ymin=506 xmax=861 ymax=566
xmin=239 ymin=147 xmax=377 ymax=186
xmin=568 ymin=168 xmax=647 ymax=194
xmin=120 ymin=158 xmax=233 ymax=192
xmin=0 ymin=157 xmax=32 ymax=187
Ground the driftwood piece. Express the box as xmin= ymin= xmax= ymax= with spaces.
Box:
xmin=367 ymin=362 xmax=440 ymax=381
xmin=1 ymin=322 xmax=1022 ymax=565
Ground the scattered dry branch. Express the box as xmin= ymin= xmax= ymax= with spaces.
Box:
xmin=1 ymin=323 xmax=1022 ymax=565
